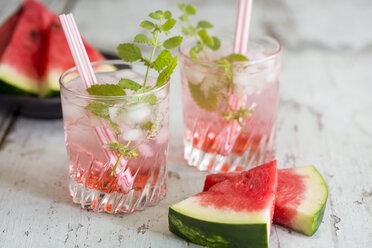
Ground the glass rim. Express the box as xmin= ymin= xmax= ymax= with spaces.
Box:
xmin=59 ymin=60 xmax=170 ymax=100
xmin=178 ymin=35 xmax=282 ymax=67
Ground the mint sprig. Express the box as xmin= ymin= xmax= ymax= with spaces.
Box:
xmin=85 ymin=9 xmax=181 ymax=177
xmin=116 ymin=10 xmax=182 ymax=87
xmin=178 ymin=3 xmax=220 ymax=59
xmin=178 ymin=3 xmax=252 ymax=129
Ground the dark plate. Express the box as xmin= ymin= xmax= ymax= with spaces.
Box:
xmin=0 ymin=51 xmax=129 ymax=119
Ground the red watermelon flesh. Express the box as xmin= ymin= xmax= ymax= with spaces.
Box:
xmin=198 ymin=160 xmax=277 ymax=213
xmin=203 ymin=165 xmax=328 ymax=236
xmin=274 ymin=168 xmax=306 ymax=227
xmin=0 ymin=0 xmax=52 ymax=95
xmin=0 ymin=10 xmax=21 ymax=58
xmin=40 ymin=14 xmax=107 ymax=95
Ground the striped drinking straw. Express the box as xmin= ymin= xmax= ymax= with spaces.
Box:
xmin=59 ymin=14 xmax=135 ymax=192
xmin=220 ymin=0 xmax=253 ymax=155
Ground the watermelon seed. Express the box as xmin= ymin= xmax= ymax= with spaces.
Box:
xmin=30 ymin=30 xmax=39 ymax=40
xmin=52 ymin=22 xmax=60 ymax=29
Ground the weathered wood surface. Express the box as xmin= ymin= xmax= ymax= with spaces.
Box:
xmin=0 ymin=0 xmax=371 ymax=247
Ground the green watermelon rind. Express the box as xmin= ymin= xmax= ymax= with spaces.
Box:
xmin=309 ymin=196 xmax=327 ymax=236
xmin=169 ymin=207 xmax=269 ymax=248
xmin=44 ymin=64 xmax=116 ymax=96
xmin=285 ymin=166 xmax=328 ymax=236
xmin=307 ymin=166 xmax=328 ymax=236
xmin=0 ymin=65 xmax=38 ymax=95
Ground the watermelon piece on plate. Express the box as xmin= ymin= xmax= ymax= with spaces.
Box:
xmin=0 ymin=0 xmax=52 ymax=96
xmin=169 ymin=160 xmax=277 ymax=248
xmin=39 ymin=14 xmax=108 ymax=96
xmin=203 ymin=165 xmax=328 ymax=236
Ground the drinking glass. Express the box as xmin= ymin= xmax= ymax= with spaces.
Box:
xmin=179 ymin=36 xmax=281 ymax=172
xmin=60 ymin=60 xmax=169 ymax=213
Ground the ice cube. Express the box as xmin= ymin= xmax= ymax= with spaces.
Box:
xmin=122 ymin=128 xmax=144 ymax=141
xmin=122 ymin=103 xmax=151 ymax=125
xmin=233 ymin=67 xmax=267 ymax=95
xmin=137 ymin=143 xmax=153 ymax=157
xmin=108 ymin=105 xmax=121 ymax=120
xmin=186 ymin=65 xmax=205 ymax=84
xmin=62 ymin=101 xmax=86 ymax=122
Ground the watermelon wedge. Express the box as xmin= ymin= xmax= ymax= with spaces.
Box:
xmin=169 ymin=161 xmax=277 ymax=248
xmin=0 ymin=0 xmax=52 ymax=96
xmin=203 ymin=165 xmax=328 ymax=236
xmin=39 ymin=14 xmax=108 ymax=96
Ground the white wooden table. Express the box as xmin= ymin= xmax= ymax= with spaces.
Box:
xmin=1 ymin=0 xmax=371 ymax=247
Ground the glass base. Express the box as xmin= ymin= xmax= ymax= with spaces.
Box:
xmin=69 ymin=175 xmax=167 ymax=214
xmin=184 ymin=140 xmax=275 ymax=173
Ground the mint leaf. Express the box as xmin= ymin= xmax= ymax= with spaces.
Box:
xmin=224 ymin=53 xmax=249 ymax=62
xmin=153 ymin=50 xmax=172 ymax=71
xmin=161 ymin=18 xmax=176 ymax=31
xmin=156 ymin=55 xmax=177 ymax=87
xmin=149 ymin=12 xmax=162 ymax=20
xmin=190 ymin=45 xmax=201 ymax=59
xmin=86 ymin=102 xmax=110 ymax=119
xmin=127 ymin=93 xmax=157 ymax=105
xmin=186 ymin=4 xmax=196 ymax=15
xmin=119 ymin=79 xmax=142 ymax=91
xmin=163 ymin=11 xmax=172 ymax=19
xmin=87 ymin=84 xmax=126 ymax=96
xmin=179 ymin=15 xmax=187 ymax=22
xmin=188 ymin=81 xmax=219 ymax=112
xmin=117 ymin=43 xmax=142 ymax=62
xmin=197 ymin=30 xmax=214 ymax=47
xmin=209 ymin=36 xmax=221 ymax=51
xmin=197 ymin=20 xmax=213 ymax=29
xmin=134 ymin=34 xmax=153 ymax=45
xmin=140 ymin=20 xmax=155 ymax=30
xmin=144 ymin=121 xmax=153 ymax=130
xmin=109 ymin=142 xmax=124 ymax=153
xmin=86 ymin=102 xmax=121 ymax=133
xmin=181 ymin=26 xmax=192 ymax=35
xmin=178 ymin=3 xmax=186 ymax=11
xmin=163 ymin=36 xmax=183 ymax=49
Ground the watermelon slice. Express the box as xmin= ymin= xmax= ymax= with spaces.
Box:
xmin=169 ymin=161 xmax=277 ymax=248
xmin=39 ymin=14 xmax=108 ymax=96
xmin=203 ymin=165 xmax=328 ymax=236
xmin=0 ymin=0 xmax=52 ymax=96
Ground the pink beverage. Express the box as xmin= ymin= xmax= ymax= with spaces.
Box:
xmin=179 ymin=36 xmax=281 ymax=172
xmin=59 ymin=61 xmax=169 ymax=213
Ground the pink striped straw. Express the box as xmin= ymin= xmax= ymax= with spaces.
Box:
xmin=233 ymin=0 xmax=253 ymax=55
xmin=59 ymin=14 xmax=135 ymax=191
xmin=220 ymin=0 xmax=253 ymax=155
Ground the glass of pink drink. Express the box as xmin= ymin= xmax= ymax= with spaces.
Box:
xmin=179 ymin=36 xmax=282 ymax=172
xmin=59 ymin=61 xmax=169 ymax=213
